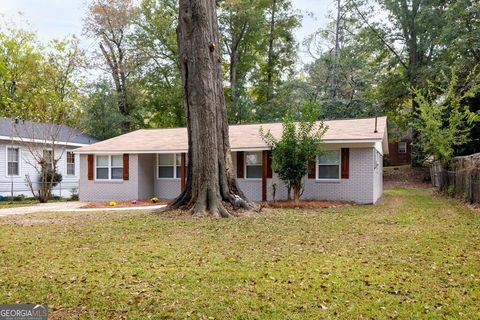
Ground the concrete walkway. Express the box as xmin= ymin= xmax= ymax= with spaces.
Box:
xmin=0 ymin=202 xmax=85 ymax=217
xmin=0 ymin=202 xmax=167 ymax=217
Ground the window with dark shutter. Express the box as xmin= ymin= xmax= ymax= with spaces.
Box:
xmin=87 ymin=154 xmax=94 ymax=180
xmin=341 ymin=148 xmax=350 ymax=179
xmin=267 ymin=150 xmax=273 ymax=178
xmin=308 ymin=160 xmax=316 ymax=179
xmin=236 ymin=151 xmax=244 ymax=179
xmin=123 ymin=154 xmax=129 ymax=180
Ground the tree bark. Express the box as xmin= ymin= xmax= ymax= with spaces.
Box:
xmin=331 ymin=0 xmax=341 ymax=99
xmin=170 ymin=0 xmax=256 ymax=217
xmin=266 ymin=0 xmax=276 ymax=103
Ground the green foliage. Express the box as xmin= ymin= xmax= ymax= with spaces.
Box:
xmin=80 ymin=80 xmax=125 ymax=140
xmin=261 ymin=105 xmax=327 ymax=201
xmin=43 ymin=170 xmax=63 ymax=188
xmin=0 ymin=27 xmax=82 ymax=126
xmin=133 ymin=0 xmax=184 ymax=128
xmin=412 ymin=67 xmax=480 ymax=162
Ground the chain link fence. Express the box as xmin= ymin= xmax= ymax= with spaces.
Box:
xmin=0 ymin=181 xmax=78 ymax=199
xmin=430 ymin=153 xmax=480 ymax=204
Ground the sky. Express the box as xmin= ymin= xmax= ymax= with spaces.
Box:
xmin=0 ymin=0 xmax=335 ymax=64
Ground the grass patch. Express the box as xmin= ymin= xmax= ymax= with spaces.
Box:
xmin=0 ymin=198 xmax=67 ymax=209
xmin=0 ymin=187 xmax=479 ymax=319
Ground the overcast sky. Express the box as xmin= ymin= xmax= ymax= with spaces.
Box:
xmin=0 ymin=0 xmax=335 ymax=64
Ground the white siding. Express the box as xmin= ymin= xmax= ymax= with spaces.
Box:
xmin=373 ymin=149 xmax=383 ymax=203
xmin=0 ymin=140 xmax=80 ymax=198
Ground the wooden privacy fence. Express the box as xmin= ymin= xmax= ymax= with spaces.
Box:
xmin=430 ymin=153 xmax=480 ymax=203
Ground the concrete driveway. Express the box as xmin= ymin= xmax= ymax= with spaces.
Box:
xmin=0 ymin=202 xmax=167 ymax=217
xmin=0 ymin=202 xmax=85 ymax=217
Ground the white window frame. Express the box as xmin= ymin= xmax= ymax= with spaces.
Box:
xmin=157 ymin=153 xmax=182 ymax=180
xmin=244 ymin=151 xmax=263 ymax=180
xmin=316 ymin=149 xmax=341 ymax=181
xmin=94 ymin=155 xmax=123 ymax=181
xmin=43 ymin=149 xmax=54 ymax=172
xmin=398 ymin=142 xmax=407 ymax=154
xmin=6 ymin=145 xmax=21 ymax=177
xmin=66 ymin=151 xmax=76 ymax=176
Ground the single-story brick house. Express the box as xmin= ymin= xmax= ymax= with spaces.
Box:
xmin=74 ymin=117 xmax=388 ymax=204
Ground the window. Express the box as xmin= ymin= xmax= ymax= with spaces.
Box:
xmin=95 ymin=155 xmax=123 ymax=180
xmin=67 ymin=152 xmax=75 ymax=176
xmin=158 ymin=153 xmax=182 ymax=179
xmin=245 ymin=152 xmax=262 ymax=179
xmin=398 ymin=142 xmax=407 ymax=154
xmin=7 ymin=147 xmax=19 ymax=176
xmin=43 ymin=150 xmax=53 ymax=171
xmin=317 ymin=150 xmax=340 ymax=180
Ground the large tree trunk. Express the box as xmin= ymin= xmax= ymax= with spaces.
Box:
xmin=266 ymin=0 xmax=276 ymax=103
xmin=170 ymin=0 xmax=256 ymax=217
xmin=331 ymin=0 xmax=341 ymax=99
xmin=230 ymin=51 xmax=239 ymax=122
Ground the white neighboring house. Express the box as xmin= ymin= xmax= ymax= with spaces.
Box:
xmin=0 ymin=117 xmax=98 ymax=198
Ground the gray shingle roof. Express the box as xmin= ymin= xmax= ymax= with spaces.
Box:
xmin=0 ymin=117 xmax=98 ymax=145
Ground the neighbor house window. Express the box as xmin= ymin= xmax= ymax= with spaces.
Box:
xmin=7 ymin=147 xmax=19 ymax=176
xmin=157 ymin=154 xmax=182 ymax=179
xmin=317 ymin=150 xmax=340 ymax=180
xmin=245 ymin=152 xmax=262 ymax=179
xmin=43 ymin=150 xmax=53 ymax=171
xmin=67 ymin=152 xmax=75 ymax=176
xmin=95 ymin=155 xmax=123 ymax=180
xmin=398 ymin=142 xmax=407 ymax=154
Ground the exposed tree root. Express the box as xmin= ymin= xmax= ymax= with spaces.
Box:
xmin=164 ymin=187 xmax=259 ymax=218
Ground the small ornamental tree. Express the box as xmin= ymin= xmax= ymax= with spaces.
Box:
xmin=413 ymin=67 xmax=480 ymax=164
xmin=261 ymin=110 xmax=327 ymax=203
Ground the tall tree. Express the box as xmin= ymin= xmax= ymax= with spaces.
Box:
xmin=84 ymin=0 xmax=139 ymax=133
xmin=0 ymin=28 xmax=43 ymax=118
xmin=80 ymin=80 xmax=125 ymax=140
xmin=171 ymin=0 xmax=255 ymax=216
xmin=133 ymin=0 xmax=185 ymax=127
xmin=219 ymin=0 xmax=265 ymax=123
xmin=259 ymin=0 xmax=299 ymax=103
xmin=350 ymin=0 xmax=448 ymax=164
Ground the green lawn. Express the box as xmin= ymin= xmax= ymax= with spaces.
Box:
xmin=0 ymin=188 xmax=479 ymax=319
xmin=0 ymin=199 xmax=67 ymax=209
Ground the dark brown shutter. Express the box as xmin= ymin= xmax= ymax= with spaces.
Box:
xmin=87 ymin=154 xmax=94 ymax=180
xmin=308 ymin=160 xmax=316 ymax=179
xmin=236 ymin=151 xmax=244 ymax=179
xmin=123 ymin=154 xmax=129 ymax=180
xmin=181 ymin=153 xmax=186 ymax=192
xmin=341 ymin=148 xmax=350 ymax=179
xmin=267 ymin=150 xmax=273 ymax=178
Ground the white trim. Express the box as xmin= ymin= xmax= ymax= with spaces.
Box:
xmin=94 ymin=154 xmax=124 ymax=181
xmin=0 ymin=135 xmax=90 ymax=147
xmin=156 ymin=153 xmax=181 ymax=180
xmin=398 ymin=141 xmax=407 ymax=154
xmin=66 ymin=151 xmax=77 ymax=177
xmin=73 ymin=140 xmax=385 ymax=155
xmin=244 ymin=151 xmax=262 ymax=180
xmin=316 ymin=149 xmax=341 ymax=181
xmin=5 ymin=145 xmax=21 ymax=177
